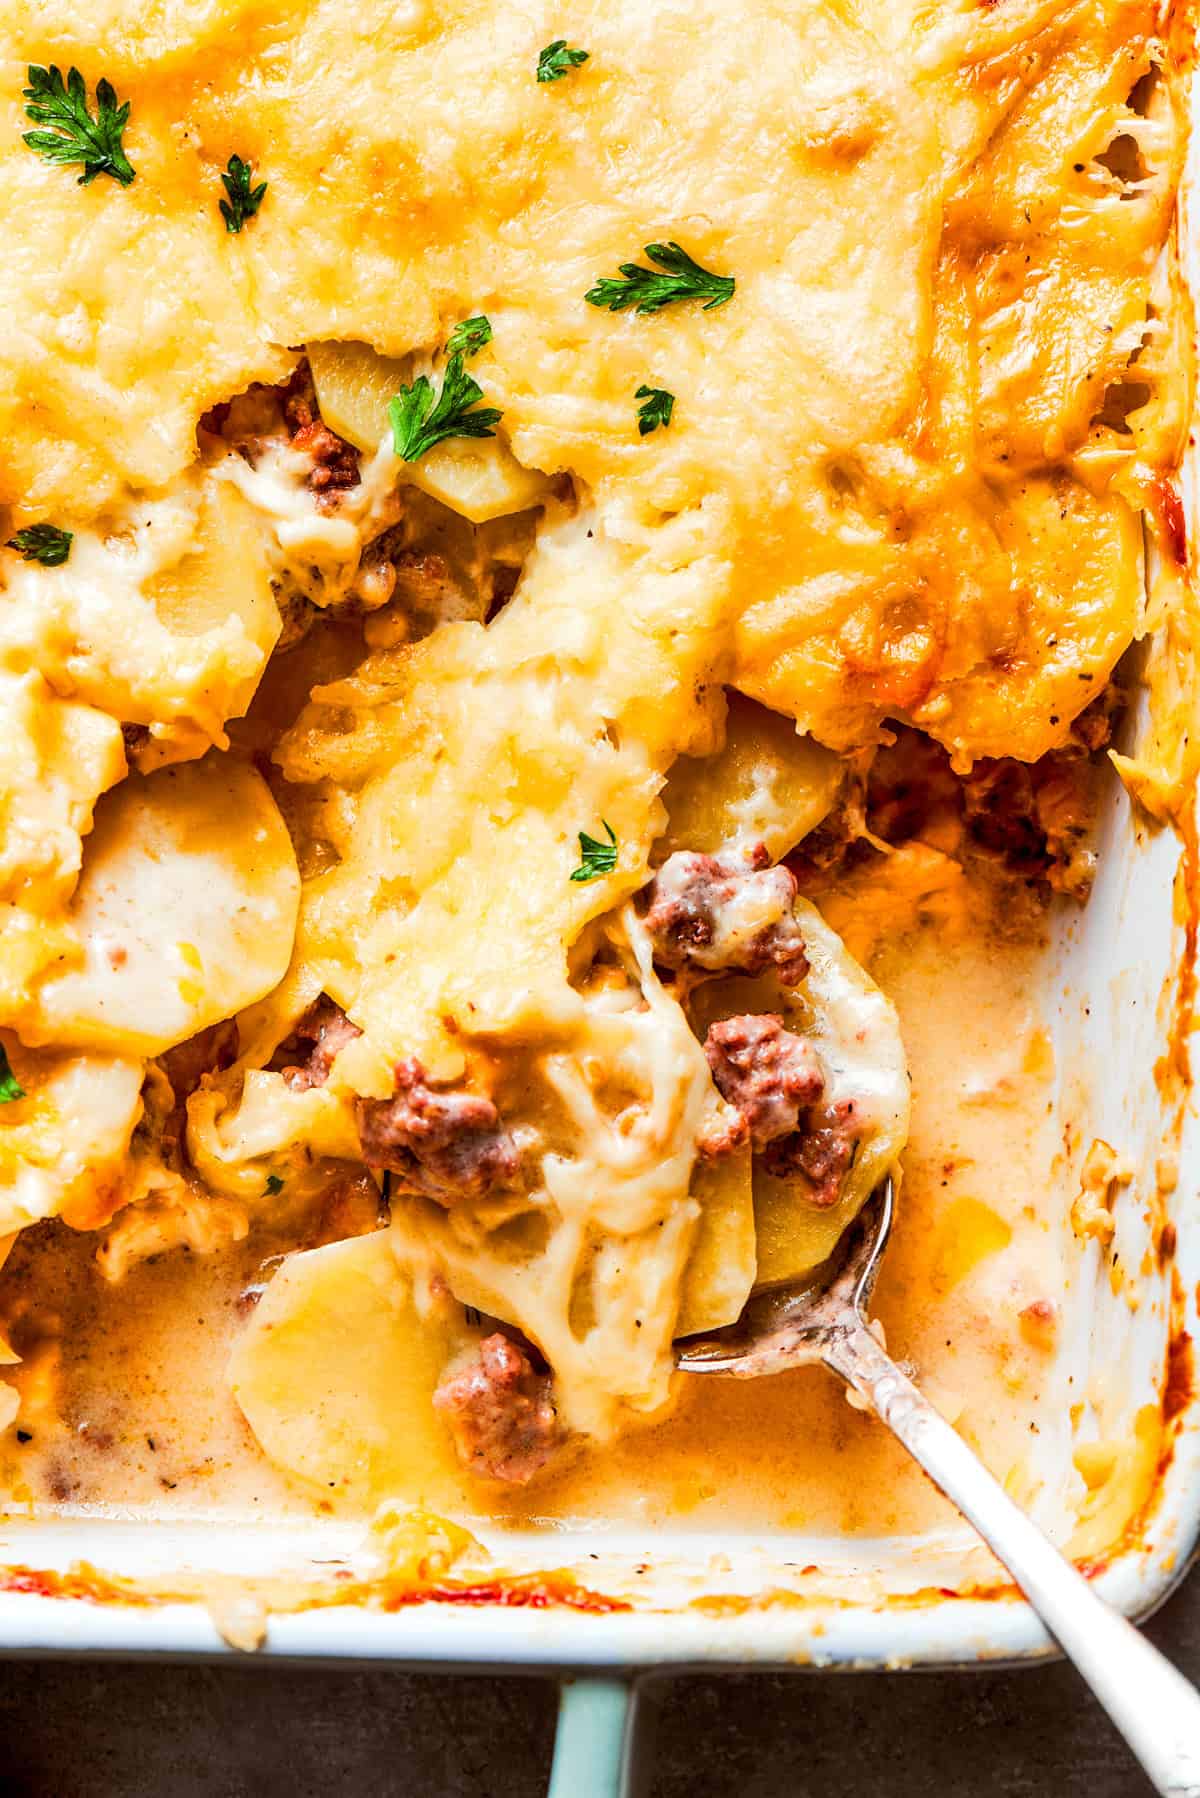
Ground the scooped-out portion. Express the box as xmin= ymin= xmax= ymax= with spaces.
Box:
xmin=230 ymin=870 xmax=910 ymax=1497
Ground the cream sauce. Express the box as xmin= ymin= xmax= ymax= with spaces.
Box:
xmin=0 ymin=888 xmax=1070 ymax=1539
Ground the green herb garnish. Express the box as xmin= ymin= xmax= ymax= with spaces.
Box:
xmin=6 ymin=524 xmax=73 ymax=567
xmin=537 ymin=40 xmax=589 ymax=83
xmin=263 ymin=1173 xmax=285 ymax=1197
xmin=445 ymin=315 xmax=493 ymax=358
xmin=586 ymin=242 xmax=735 ymax=316
xmin=570 ymin=821 xmax=619 ymax=883
xmin=22 ymin=65 xmax=134 ymax=187
xmin=0 ymin=1046 xmax=25 ymax=1105
xmin=389 ymin=353 xmax=502 ymax=463
xmin=219 ymin=154 xmax=267 ymax=233
xmin=635 ymin=384 xmax=675 ymax=435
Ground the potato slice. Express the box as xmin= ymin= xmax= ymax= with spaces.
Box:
xmin=0 ymin=1038 xmax=144 ymax=1235
xmin=144 ymin=478 xmax=281 ymax=720
xmin=690 ymin=898 xmax=909 ymax=1289
xmin=675 ymin=1145 xmax=755 ymax=1338
xmin=405 ymin=434 xmax=554 ymax=529
xmin=306 ymin=340 xmax=407 ymax=453
xmin=229 ymin=1232 xmax=478 ymax=1507
xmin=308 ymin=339 xmax=552 ymax=524
xmin=658 ymin=691 xmax=844 ymax=863
xmin=30 ymin=758 xmax=300 ymax=1058
xmin=424 ymin=1153 xmax=755 ymax=1359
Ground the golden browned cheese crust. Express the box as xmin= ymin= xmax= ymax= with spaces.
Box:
xmin=0 ymin=1 xmax=1189 ymax=759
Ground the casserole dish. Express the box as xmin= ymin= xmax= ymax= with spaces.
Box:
xmin=0 ymin=7 xmax=1196 ymax=1795
xmin=2 ymin=671 xmax=1198 ymax=1794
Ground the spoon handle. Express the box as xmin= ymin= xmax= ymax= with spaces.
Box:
xmin=824 ymin=1320 xmax=1200 ymax=1797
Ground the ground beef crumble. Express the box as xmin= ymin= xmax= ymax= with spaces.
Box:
xmin=760 ymin=1096 xmax=861 ymax=1208
xmin=794 ymin=692 xmax=1122 ymax=904
xmin=279 ymin=997 xmax=362 ymax=1092
xmin=201 ymin=359 xmax=361 ymax=509
xmin=703 ymin=1014 xmax=824 ymax=1150
xmin=432 ymin=1333 xmax=562 ymax=1484
xmin=279 ymin=362 xmax=361 ymax=504
xmin=643 ymin=845 xmax=809 ymax=983
xmin=701 ymin=1013 xmax=860 ymax=1208
xmin=355 ymin=1059 xmax=522 ymax=1205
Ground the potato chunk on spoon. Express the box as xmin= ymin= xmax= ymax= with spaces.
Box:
xmin=678 ymin=1183 xmax=1200 ymax=1796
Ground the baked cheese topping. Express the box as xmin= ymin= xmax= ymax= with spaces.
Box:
xmin=0 ymin=0 xmax=1192 ymax=1490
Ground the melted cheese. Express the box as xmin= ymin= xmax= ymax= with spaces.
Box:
xmin=274 ymin=507 xmax=729 ymax=1079
xmin=0 ymin=474 xmax=280 ymax=750
xmin=0 ymin=1041 xmax=143 ymax=1236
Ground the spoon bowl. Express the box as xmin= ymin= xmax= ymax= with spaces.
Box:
xmin=677 ymin=1179 xmax=893 ymax=1376
xmin=674 ymin=1175 xmax=1200 ymax=1798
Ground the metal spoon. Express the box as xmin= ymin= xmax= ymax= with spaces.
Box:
xmin=677 ymin=1180 xmax=1200 ymax=1797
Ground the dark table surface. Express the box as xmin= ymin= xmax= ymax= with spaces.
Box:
xmin=0 ymin=1561 xmax=1196 ymax=1797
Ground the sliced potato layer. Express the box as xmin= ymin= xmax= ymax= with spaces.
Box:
xmin=658 ymin=691 xmax=844 ymax=864
xmin=229 ymin=1232 xmax=480 ymax=1508
xmin=30 ymin=758 xmax=300 ymax=1058
xmin=676 ymin=1145 xmax=756 ymax=1338
xmin=0 ymin=1039 xmax=143 ymax=1236
xmin=308 ymin=339 xmax=553 ymax=524
xmin=690 ymin=897 xmax=910 ymax=1289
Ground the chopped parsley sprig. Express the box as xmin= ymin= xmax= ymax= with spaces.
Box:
xmin=220 ymin=155 xmax=267 ymax=233
xmin=263 ymin=1173 xmax=284 ymax=1197
xmin=446 ymin=315 xmax=493 ymax=358
xmin=6 ymin=523 xmax=73 ymax=566
xmin=389 ymin=353 xmax=502 ymax=463
xmin=0 ymin=1045 xmax=24 ymax=1105
xmin=21 ymin=65 xmax=134 ymax=187
xmin=537 ymin=40 xmax=589 ymax=83
xmin=586 ymin=242 xmax=735 ymax=316
xmin=635 ymin=384 xmax=674 ymax=435
xmin=570 ymin=821 xmax=618 ymax=883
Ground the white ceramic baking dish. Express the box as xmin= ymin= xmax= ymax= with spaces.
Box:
xmin=0 ymin=75 xmax=1195 ymax=1798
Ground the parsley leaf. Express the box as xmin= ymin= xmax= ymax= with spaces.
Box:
xmin=537 ymin=40 xmax=589 ymax=83
xmin=0 ymin=1045 xmax=24 ymax=1105
xmin=570 ymin=821 xmax=619 ymax=883
xmin=635 ymin=384 xmax=675 ymax=435
xmin=389 ymin=352 xmax=503 ymax=463
xmin=445 ymin=316 xmax=493 ymax=358
xmin=220 ymin=154 xmax=267 ymax=233
xmin=586 ymin=242 xmax=735 ymax=316
xmin=263 ymin=1173 xmax=284 ymax=1196
xmin=22 ymin=65 xmax=134 ymax=188
xmin=6 ymin=524 xmax=73 ymax=566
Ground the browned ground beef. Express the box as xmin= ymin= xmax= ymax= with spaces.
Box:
xmin=201 ymin=359 xmax=361 ymax=507
xmin=279 ymin=997 xmax=362 ymax=1092
xmin=703 ymin=1013 xmax=824 ymax=1150
xmin=432 ymin=1333 xmax=562 ymax=1484
xmin=280 ymin=363 xmax=361 ymax=503
xmin=701 ymin=1013 xmax=859 ymax=1207
xmin=355 ymin=1059 xmax=521 ymax=1205
xmin=643 ymin=844 xmax=810 ymax=983
xmin=761 ymin=1096 xmax=861 ymax=1208
xmin=794 ymin=694 xmax=1121 ymax=903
